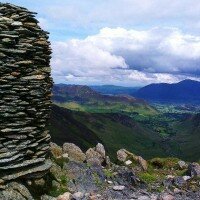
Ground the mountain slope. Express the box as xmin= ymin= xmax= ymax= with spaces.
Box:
xmin=52 ymin=84 xmax=157 ymax=115
xmin=172 ymin=114 xmax=200 ymax=161
xmin=49 ymin=105 xmax=102 ymax=150
xmin=49 ymin=105 xmax=167 ymax=160
xmin=135 ymin=79 xmax=200 ymax=103
xmin=49 ymin=105 xmax=200 ymax=161
xmin=53 ymin=84 xmax=143 ymax=103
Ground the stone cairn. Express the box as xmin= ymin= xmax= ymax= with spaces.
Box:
xmin=0 ymin=3 xmax=52 ymax=183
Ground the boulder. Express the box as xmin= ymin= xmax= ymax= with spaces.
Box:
xmin=112 ymin=185 xmax=125 ymax=191
xmin=62 ymin=153 xmax=69 ymax=159
xmin=95 ymin=143 xmax=106 ymax=159
xmin=50 ymin=143 xmax=63 ymax=159
xmin=57 ymin=192 xmax=72 ymax=200
xmin=63 ymin=161 xmax=105 ymax=193
xmin=178 ymin=160 xmax=187 ymax=169
xmin=50 ymin=162 xmax=66 ymax=182
xmin=63 ymin=143 xmax=86 ymax=162
xmin=137 ymin=196 xmax=150 ymax=200
xmin=117 ymin=149 xmax=148 ymax=170
xmin=41 ymin=195 xmax=56 ymax=200
xmin=0 ymin=182 xmax=34 ymax=200
xmin=117 ymin=149 xmax=128 ymax=162
xmin=173 ymin=176 xmax=186 ymax=188
xmin=125 ymin=160 xmax=132 ymax=165
xmin=182 ymin=175 xmax=191 ymax=181
xmin=161 ymin=193 xmax=174 ymax=200
xmin=72 ymin=192 xmax=84 ymax=199
xmin=187 ymin=162 xmax=200 ymax=177
xmin=34 ymin=178 xmax=45 ymax=187
xmin=105 ymin=156 xmax=111 ymax=167
xmin=137 ymin=156 xmax=148 ymax=171
xmin=86 ymin=148 xmax=104 ymax=165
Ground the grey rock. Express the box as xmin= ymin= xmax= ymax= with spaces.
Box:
xmin=72 ymin=192 xmax=84 ymax=199
xmin=178 ymin=161 xmax=188 ymax=169
xmin=86 ymin=148 xmax=104 ymax=165
xmin=41 ymin=195 xmax=57 ymax=200
xmin=113 ymin=185 xmax=125 ymax=191
xmin=0 ymin=182 xmax=34 ymax=200
xmin=138 ymin=196 xmax=150 ymax=200
xmin=173 ymin=176 xmax=186 ymax=188
xmin=63 ymin=143 xmax=86 ymax=162
xmin=95 ymin=143 xmax=106 ymax=159
xmin=117 ymin=149 xmax=128 ymax=162
xmin=11 ymin=21 xmax=23 ymax=26
xmin=187 ymin=162 xmax=200 ymax=177
xmin=63 ymin=161 xmax=105 ymax=193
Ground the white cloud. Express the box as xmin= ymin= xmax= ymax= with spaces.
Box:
xmin=51 ymin=38 xmax=127 ymax=83
xmin=51 ymin=27 xmax=200 ymax=86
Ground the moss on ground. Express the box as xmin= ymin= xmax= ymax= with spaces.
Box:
xmin=138 ymin=172 xmax=158 ymax=184
xmin=103 ymin=169 xmax=114 ymax=179
xmin=150 ymin=157 xmax=180 ymax=169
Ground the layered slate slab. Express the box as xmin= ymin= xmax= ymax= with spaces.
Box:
xmin=0 ymin=3 xmax=52 ymax=182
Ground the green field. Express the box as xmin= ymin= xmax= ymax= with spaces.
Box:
xmin=55 ymin=101 xmax=157 ymax=116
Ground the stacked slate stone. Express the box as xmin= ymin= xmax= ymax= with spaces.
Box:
xmin=0 ymin=3 xmax=52 ymax=182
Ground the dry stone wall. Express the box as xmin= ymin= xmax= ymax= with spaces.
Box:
xmin=0 ymin=3 xmax=52 ymax=182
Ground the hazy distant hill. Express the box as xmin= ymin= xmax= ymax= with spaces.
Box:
xmin=90 ymin=85 xmax=139 ymax=95
xmin=53 ymin=84 xmax=142 ymax=103
xmin=52 ymin=84 xmax=157 ymax=115
xmin=135 ymin=79 xmax=200 ymax=103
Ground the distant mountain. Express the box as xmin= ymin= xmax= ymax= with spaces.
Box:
xmin=52 ymin=84 xmax=157 ymax=115
xmin=49 ymin=105 xmax=166 ymax=160
xmin=135 ymin=79 xmax=200 ymax=103
xmin=90 ymin=85 xmax=140 ymax=95
xmin=53 ymin=85 xmax=101 ymax=102
xmin=53 ymin=84 xmax=142 ymax=103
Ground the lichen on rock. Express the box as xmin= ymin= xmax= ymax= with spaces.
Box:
xmin=0 ymin=3 xmax=52 ymax=182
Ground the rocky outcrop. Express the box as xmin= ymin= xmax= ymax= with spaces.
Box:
xmin=0 ymin=142 xmax=199 ymax=199
xmin=49 ymin=143 xmax=200 ymax=200
xmin=117 ymin=149 xmax=148 ymax=171
xmin=63 ymin=143 xmax=86 ymax=162
xmin=0 ymin=3 xmax=52 ymax=182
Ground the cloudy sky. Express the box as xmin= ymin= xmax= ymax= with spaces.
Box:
xmin=3 ymin=0 xmax=200 ymax=86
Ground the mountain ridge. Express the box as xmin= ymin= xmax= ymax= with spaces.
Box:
xmin=52 ymin=84 xmax=157 ymax=115
xmin=135 ymin=79 xmax=200 ymax=103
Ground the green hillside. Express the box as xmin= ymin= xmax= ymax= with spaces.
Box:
xmin=50 ymin=85 xmax=200 ymax=162
xmin=172 ymin=114 xmax=200 ymax=161
xmin=53 ymin=84 xmax=158 ymax=116
xmin=49 ymin=105 xmax=167 ymax=160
